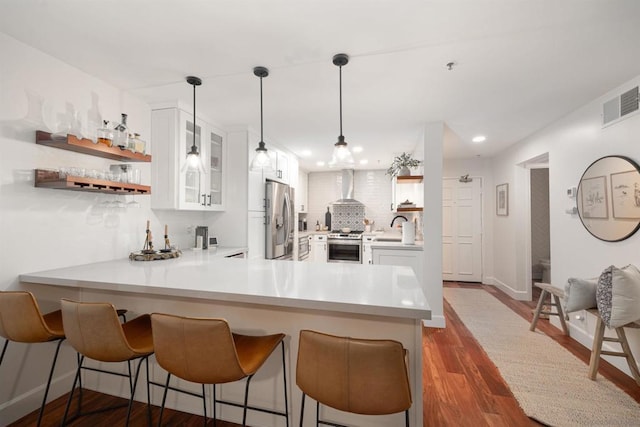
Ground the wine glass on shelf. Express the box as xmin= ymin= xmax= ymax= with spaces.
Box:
xmin=127 ymin=195 xmax=140 ymax=209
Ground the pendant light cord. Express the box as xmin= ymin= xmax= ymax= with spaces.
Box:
xmin=260 ymin=75 xmax=264 ymax=142
xmin=339 ymin=64 xmax=343 ymax=137
xmin=192 ymin=82 xmax=197 ymax=151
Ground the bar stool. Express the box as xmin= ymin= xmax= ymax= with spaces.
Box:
xmin=296 ymin=329 xmax=412 ymax=426
xmin=60 ymin=299 xmax=154 ymax=426
xmin=0 ymin=291 xmax=65 ymax=426
xmin=150 ymin=313 xmax=289 ymax=427
xmin=587 ymin=308 xmax=640 ymax=386
xmin=529 ymin=282 xmax=569 ymax=335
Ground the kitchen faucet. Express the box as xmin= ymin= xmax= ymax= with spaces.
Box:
xmin=390 ymin=215 xmax=408 ymax=228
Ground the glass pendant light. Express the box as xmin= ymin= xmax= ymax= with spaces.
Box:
xmin=182 ymin=76 xmax=205 ymax=174
xmin=329 ymin=53 xmax=354 ymax=167
xmin=250 ymin=66 xmax=274 ymax=172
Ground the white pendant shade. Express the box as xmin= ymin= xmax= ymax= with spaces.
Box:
xmin=250 ymin=145 xmax=274 ymax=172
xmin=182 ymin=150 xmax=205 ymax=174
xmin=329 ymin=141 xmax=354 ymax=167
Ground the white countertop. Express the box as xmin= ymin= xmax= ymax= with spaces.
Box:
xmin=20 ymin=250 xmax=430 ymax=320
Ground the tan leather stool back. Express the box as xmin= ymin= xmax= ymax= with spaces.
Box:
xmin=297 ymin=329 xmax=412 ymax=416
xmin=0 ymin=291 xmax=63 ymax=343
xmin=151 ymin=313 xmax=246 ymax=384
xmin=61 ymin=299 xmax=139 ymax=362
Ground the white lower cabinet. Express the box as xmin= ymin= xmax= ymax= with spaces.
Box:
xmin=362 ymin=236 xmax=374 ymax=265
xmin=371 ymin=248 xmax=423 ymax=284
xmin=310 ymin=234 xmax=327 ymax=263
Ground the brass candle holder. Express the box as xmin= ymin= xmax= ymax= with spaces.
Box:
xmin=129 ymin=220 xmax=181 ymax=261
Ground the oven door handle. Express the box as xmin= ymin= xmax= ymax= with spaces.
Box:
xmin=327 ymin=239 xmax=362 ymax=246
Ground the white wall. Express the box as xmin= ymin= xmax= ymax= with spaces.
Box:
xmin=422 ymin=122 xmax=444 ymax=327
xmin=491 ymin=74 xmax=640 ymax=377
xmin=0 ymin=32 xmax=211 ymax=423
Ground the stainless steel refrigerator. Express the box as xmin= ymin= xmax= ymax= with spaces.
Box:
xmin=265 ymin=180 xmax=295 ymax=260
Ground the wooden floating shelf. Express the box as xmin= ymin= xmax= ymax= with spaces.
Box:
xmin=36 ymin=131 xmax=152 ymax=162
xmin=397 ymin=207 xmax=423 ymax=212
xmin=396 ymin=175 xmax=423 ymax=183
xmin=35 ymin=169 xmax=151 ymax=195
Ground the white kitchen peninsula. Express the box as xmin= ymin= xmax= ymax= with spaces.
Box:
xmin=20 ymin=251 xmax=430 ymax=427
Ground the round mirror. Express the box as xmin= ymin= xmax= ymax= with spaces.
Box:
xmin=577 ymin=155 xmax=640 ymax=242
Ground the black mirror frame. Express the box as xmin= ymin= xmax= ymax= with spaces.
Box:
xmin=577 ymin=155 xmax=640 ymax=242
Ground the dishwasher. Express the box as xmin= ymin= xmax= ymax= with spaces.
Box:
xmin=298 ymin=235 xmax=310 ymax=261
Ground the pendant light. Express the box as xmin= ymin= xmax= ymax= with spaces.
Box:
xmin=329 ymin=53 xmax=354 ymax=167
xmin=182 ymin=76 xmax=205 ymax=174
xmin=250 ymin=66 xmax=274 ymax=172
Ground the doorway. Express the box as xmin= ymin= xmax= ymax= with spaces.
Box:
xmin=518 ymin=152 xmax=550 ymax=300
xmin=442 ymin=177 xmax=483 ymax=282
xmin=530 ymin=168 xmax=550 ymax=284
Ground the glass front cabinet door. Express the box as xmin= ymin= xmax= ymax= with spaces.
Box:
xmin=151 ymin=107 xmax=226 ymax=211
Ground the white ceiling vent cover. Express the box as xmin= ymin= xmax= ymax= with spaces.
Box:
xmin=603 ymin=86 xmax=639 ymax=127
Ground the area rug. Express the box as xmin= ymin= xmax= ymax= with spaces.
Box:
xmin=443 ymin=287 xmax=640 ymax=427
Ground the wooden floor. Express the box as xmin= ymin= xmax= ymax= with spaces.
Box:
xmin=10 ymin=282 xmax=640 ymax=426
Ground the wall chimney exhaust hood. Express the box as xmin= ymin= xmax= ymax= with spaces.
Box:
xmin=333 ymin=169 xmax=363 ymax=206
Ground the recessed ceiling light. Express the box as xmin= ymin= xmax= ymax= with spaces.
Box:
xmin=300 ymin=150 xmax=312 ymax=157
xmin=352 ymin=146 xmax=363 ymax=153
xmin=359 ymin=159 xmax=368 ymax=165
xmin=472 ymin=135 xmax=486 ymax=143
xmin=316 ymin=161 xmax=325 ymax=167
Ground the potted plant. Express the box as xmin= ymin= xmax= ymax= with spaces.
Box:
xmin=386 ymin=152 xmax=421 ymax=177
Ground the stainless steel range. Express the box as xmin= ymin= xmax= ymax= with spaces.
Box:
xmin=327 ymin=230 xmax=363 ymax=264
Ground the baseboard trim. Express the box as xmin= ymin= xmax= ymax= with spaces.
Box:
xmin=490 ymin=278 xmax=529 ymax=301
xmin=423 ymin=315 xmax=445 ymax=328
xmin=0 ymin=370 xmax=76 ymax=425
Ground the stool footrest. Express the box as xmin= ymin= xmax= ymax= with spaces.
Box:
xmin=601 ymin=350 xmax=627 ymax=357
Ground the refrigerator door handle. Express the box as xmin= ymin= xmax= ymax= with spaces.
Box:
xmin=283 ymin=190 xmax=292 ymax=252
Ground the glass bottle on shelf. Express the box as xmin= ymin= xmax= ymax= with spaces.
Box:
xmin=113 ymin=113 xmax=129 ymax=148
xmin=130 ymin=133 xmax=146 ymax=154
xmin=97 ymin=120 xmax=113 ymax=146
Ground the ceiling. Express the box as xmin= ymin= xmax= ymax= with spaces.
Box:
xmin=2 ymin=1 xmax=640 ymax=172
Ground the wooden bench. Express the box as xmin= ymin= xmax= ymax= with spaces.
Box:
xmin=587 ymin=308 xmax=640 ymax=386
xmin=529 ymin=282 xmax=569 ymax=335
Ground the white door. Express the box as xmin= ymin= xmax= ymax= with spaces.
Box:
xmin=442 ymin=178 xmax=482 ymax=282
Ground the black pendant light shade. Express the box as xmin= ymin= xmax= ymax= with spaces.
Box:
xmin=183 ymin=76 xmax=205 ymax=173
xmin=330 ymin=53 xmax=354 ymax=167
xmin=250 ymin=66 xmax=273 ymax=171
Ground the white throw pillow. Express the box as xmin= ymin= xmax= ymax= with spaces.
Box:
xmin=563 ymin=277 xmax=598 ymax=313
xmin=596 ymin=265 xmax=640 ymax=328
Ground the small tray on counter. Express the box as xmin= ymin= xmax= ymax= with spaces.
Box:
xmin=129 ymin=249 xmax=182 ymax=261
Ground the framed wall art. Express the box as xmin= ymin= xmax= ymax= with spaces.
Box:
xmin=579 ymin=175 xmax=608 ymax=219
xmin=611 ymin=170 xmax=640 ymax=219
xmin=496 ymin=183 xmax=508 ymax=216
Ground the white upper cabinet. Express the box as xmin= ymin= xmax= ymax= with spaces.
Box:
xmin=151 ymin=107 xmax=226 ymax=211
xmin=266 ymin=148 xmax=289 ymax=183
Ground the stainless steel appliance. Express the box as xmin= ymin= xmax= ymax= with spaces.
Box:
xmin=298 ymin=235 xmax=310 ymax=261
xmin=195 ymin=226 xmax=209 ymax=249
xmin=327 ymin=230 xmax=363 ymax=264
xmin=265 ymin=180 xmax=295 ymax=260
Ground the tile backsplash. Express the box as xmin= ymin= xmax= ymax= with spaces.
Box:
xmin=332 ymin=204 xmax=366 ymax=231
xmin=307 ymin=170 xmax=422 ymax=237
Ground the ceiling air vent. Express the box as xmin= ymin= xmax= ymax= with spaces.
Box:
xmin=602 ymin=86 xmax=639 ymax=127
